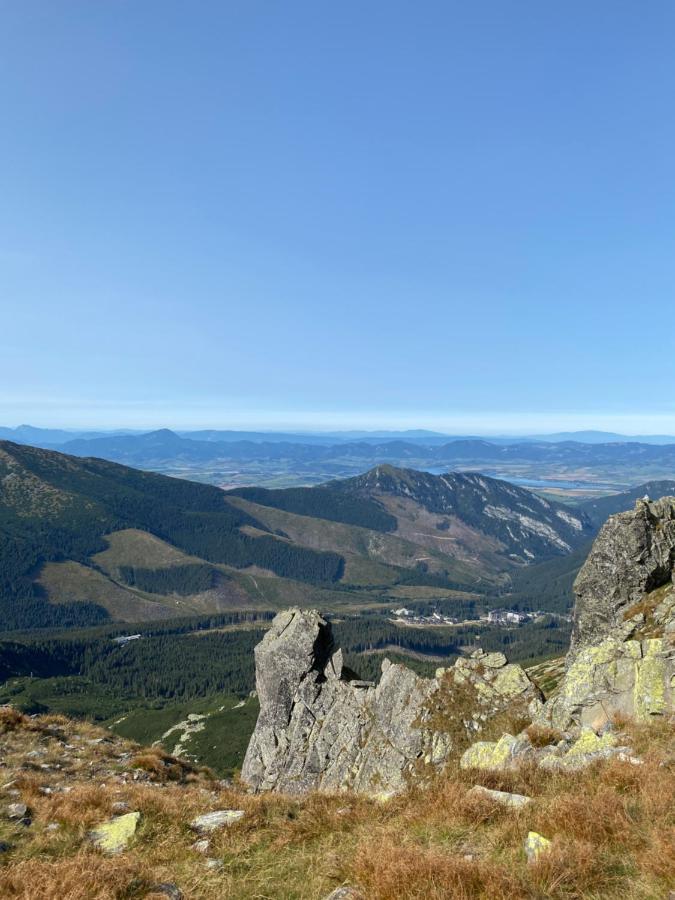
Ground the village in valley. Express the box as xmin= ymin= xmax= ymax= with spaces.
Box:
xmin=390 ymin=606 xmax=572 ymax=628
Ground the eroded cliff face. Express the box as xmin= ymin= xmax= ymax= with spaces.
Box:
xmin=533 ymin=497 xmax=675 ymax=731
xmin=241 ymin=608 xmax=540 ymax=794
xmin=571 ymin=497 xmax=675 ymax=653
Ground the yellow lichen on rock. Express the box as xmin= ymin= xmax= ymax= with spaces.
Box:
xmin=90 ymin=811 xmax=140 ymax=854
xmin=524 ymin=830 xmax=552 ymax=863
xmin=567 ymin=727 xmax=617 ymax=757
xmin=634 ymin=640 xmax=667 ymax=719
xmin=459 ymin=733 xmax=518 ymax=770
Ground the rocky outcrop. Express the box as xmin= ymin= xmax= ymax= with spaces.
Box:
xmin=241 ymin=608 xmax=540 ymax=794
xmin=533 ymin=498 xmax=675 ymax=731
xmin=459 ymin=498 xmax=675 ymax=771
xmin=571 ymin=496 xmax=675 ymax=654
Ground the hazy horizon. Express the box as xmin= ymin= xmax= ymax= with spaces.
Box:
xmin=4 ymin=413 xmax=675 ymax=439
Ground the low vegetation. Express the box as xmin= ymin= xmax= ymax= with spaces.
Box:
xmin=0 ymin=708 xmax=672 ymax=899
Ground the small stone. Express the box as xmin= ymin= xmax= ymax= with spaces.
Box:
xmin=89 ymin=811 xmax=140 ymax=854
xmin=111 ymin=801 xmax=130 ymax=813
xmin=6 ymin=803 xmax=28 ymax=820
xmin=467 ymin=785 xmax=532 ymax=809
xmin=46 ymin=823 xmax=60 ymax=832
xmin=524 ymin=831 xmax=552 ymax=863
xmin=205 ymin=858 xmax=223 ymax=869
xmin=190 ymin=810 xmax=244 ymax=834
xmin=191 ymin=839 xmax=210 ymax=853
xmin=148 ymin=884 xmax=183 ymax=899
xmin=321 ymin=889 xmax=364 ymax=900
xmin=0 ymin=841 xmax=12 ymax=854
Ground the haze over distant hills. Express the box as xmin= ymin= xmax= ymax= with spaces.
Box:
xmin=4 ymin=424 xmax=675 ymax=448
xmin=2 ymin=427 xmax=674 ymax=493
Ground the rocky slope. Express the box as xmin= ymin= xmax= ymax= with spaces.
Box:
xmin=330 ymin=465 xmax=593 ymax=563
xmin=243 ymin=497 xmax=675 ymax=794
xmin=241 ymin=608 xmax=541 ymax=794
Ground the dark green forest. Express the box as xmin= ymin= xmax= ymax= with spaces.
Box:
xmin=0 ymin=609 xmax=569 ymax=721
xmin=118 ymin=563 xmax=220 ymax=595
xmin=0 ymin=441 xmax=345 ymax=630
xmin=229 ymin=485 xmax=397 ymax=532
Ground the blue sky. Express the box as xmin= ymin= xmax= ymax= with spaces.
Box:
xmin=2 ymin=1 xmax=675 ymax=433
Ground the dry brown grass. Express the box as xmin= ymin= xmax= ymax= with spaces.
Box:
xmin=130 ymin=747 xmax=205 ymax=783
xmin=0 ymin=709 xmax=673 ymax=899
xmin=0 ymin=706 xmax=29 ymax=733
xmin=525 ymin=723 xmax=564 ymax=748
xmin=0 ymin=853 xmax=143 ymax=900
xmin=352 ymin=836 xmax=525 ymax=900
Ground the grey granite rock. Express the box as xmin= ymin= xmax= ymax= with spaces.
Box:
xmin=571 ymin=497 xmax=675 ymax=655
xmin=242 ymin=608 xmax=540 ymax=794
xmin=533 ymin=498 xmax=675 ymax=730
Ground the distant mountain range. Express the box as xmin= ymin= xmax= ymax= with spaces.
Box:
xmin=15 ymin=428 xmax=675 ymax=473
xmin=3 ymin=424 xmax=675 ymax=449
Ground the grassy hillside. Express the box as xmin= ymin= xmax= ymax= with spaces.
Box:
xmin=0 ymin=441 xmax=345 ymax=630
xmin=0 ymin=707 xmax=672 ymax=899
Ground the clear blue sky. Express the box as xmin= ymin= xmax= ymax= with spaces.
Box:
xmin=2 ymin=1 xmax=675 ymax=433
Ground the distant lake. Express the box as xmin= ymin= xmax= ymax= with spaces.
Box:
xmin=423 ymin=467 xmax=619 ymax=492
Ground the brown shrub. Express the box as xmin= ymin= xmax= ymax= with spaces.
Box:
xmin=130 ymin=748 xmax=201 ymax=783
xmin=525 ymin=724 xmax=563 ymax=748
xmin=529 ymin=837 xmax=627 ymax=898
xmin=536 ymin=784 xmax=634 ymax=847
xmin=350 ymin=835 xmax=524 ymax=900
xmin=0 ymin=706 xmax=28 ymax=733
xmin=0 ymin=853 xmax=142 ymax=900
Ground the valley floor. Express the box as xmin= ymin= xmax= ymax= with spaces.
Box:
xmin=0 ymin=707 xmax=673 ymax=899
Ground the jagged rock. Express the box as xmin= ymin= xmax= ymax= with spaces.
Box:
xmin=242 ymin=608 xmax=541 ymax=794
xmin=524 ymin=831 xmax=551 ymax=863
xmin=89 ymin=811 xmax=140 ymax=854
xmin=537 ymin=627 xmax=674 ymax=731
xmin=530 ymin=499 xmax=675 ymax=731
xmin=190 ymin=810 xmax=244 ymax=834
xmin=571 ymin=497 xmax=675 ymax=654
xmin=467 ymin=785 xmax=532 ymax=808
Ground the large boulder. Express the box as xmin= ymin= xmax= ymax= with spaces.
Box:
xmin=534 ymin=498 xmax=675 ymax=731
xmin=571 ymin=497 xmax=675 ymax=654
xmin=241 ymin=609 xmax=540 ymax=794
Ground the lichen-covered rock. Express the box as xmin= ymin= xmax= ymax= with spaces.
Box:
xmin=571 ymin=497 xmax=675 ymax=654
xmin=537 ymin=631 xmax=674 ymax=731
xmin=89 ymin=811 xmax=140 ymax=854
xmin=533 ymin=499 xmax=675 ymax=731
xmin=242 ymin=609 xmax=541 ymax=794
xmin=459 ymin=733 xmax=532 ymax=771
xmin=524 ymin=831 xmax=551 ymax=863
